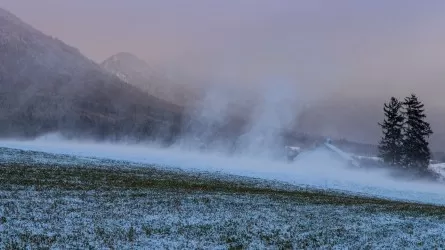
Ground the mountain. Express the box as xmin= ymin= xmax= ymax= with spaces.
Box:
xmin=0 ymin=8 xmax=182 ymax=142
xmin=101 ymin=52 xmax=195 ymax=106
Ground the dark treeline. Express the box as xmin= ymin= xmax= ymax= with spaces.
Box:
xmin=378 ymin=94 xmax=434 ymax=176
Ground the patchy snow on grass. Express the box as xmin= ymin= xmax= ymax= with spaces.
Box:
xmin=1 ymin=146 xmax=445 ymax=248
xmin=2 ymin=187 xmax=445 ymax=249
xmin=1 ymin=137 xmax=445 ymax=206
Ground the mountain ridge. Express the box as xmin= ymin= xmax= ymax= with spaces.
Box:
xmin=0 ymin=8 xmax=182 ymax=143
xmin=101 ymin=52 xmax=195 ymax=106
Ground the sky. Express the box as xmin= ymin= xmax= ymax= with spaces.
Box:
xmin=2 ymin=0 xmax=445 ymax=147
xmin=2 ymin=0 xmax=445 ymax=102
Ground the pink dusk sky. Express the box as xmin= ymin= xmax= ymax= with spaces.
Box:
xmin=2 ymin=0 xmax=445 ymax=104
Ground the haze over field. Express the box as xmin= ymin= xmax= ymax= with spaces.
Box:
xmin=3 ymin=3 xmax=445 ymax=248
xmin=0 ymin=1 xmax=444 ymax=196
xmin=2 ymin=0 xmax=445 ymax=148
xmin=2 ymin=133 xmax=445 ymax=206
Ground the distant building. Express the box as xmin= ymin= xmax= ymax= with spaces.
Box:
xmin=286 ymin=139 xmax=361 ymax=168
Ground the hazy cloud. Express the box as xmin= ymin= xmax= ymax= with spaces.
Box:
xmin=3 ymin=0 xmax=445 ymax=99
xmin=3 ymin=0 xmax=445 ymax=147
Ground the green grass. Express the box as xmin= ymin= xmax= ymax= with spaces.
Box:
xmin=2 ymin=162 xmax=445 ymax=248
xmin=2 ymin=148 xmax=445 ymax=249
xmin=1 ymin=162 xmax=445 ymax=216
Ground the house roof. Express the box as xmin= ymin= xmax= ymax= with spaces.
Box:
xmin=290 ymin=140 xmax=361 ymax=168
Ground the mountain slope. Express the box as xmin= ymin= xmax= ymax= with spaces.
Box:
xmin=101 ymin=52 xmax=166 ymax=90
xmin=101 ymin=52 xmax=193 ymax=106
xmin=0 ymin=8 xmax=182 ymax=142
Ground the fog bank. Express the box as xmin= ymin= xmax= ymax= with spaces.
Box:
xmin=2 ymin=133 xmax=445 ymax=206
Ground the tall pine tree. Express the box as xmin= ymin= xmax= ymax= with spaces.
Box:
xmin=378 ymin=97 xmax=404 ymax=166
xmin=401 ymin=94 xmax=433 ymax=170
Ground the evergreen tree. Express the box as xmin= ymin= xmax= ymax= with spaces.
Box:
xmin=401 ymin=94 xmax=433 ymax=170
xmin=378 ymin=97 xmax=404 ymax=166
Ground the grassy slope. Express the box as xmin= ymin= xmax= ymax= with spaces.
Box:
xmin=2 ymin=163 xmax=445 ymax=216
xmin=1 ymin=148 xmax=445 ymax=248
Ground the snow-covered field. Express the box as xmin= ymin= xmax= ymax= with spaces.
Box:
xmin=2 ymin=137 xmax=445 ymax=248
xmin=1 ymin=136 xmax=445 ymax=205
xmin=3 ymin=186 xmax=445 ymax=249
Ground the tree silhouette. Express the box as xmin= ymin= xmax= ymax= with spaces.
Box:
xmin=401 ymin=94 xmax=433 ymax=170
xmin=378 ymin=97 xmax=404 ymax=166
